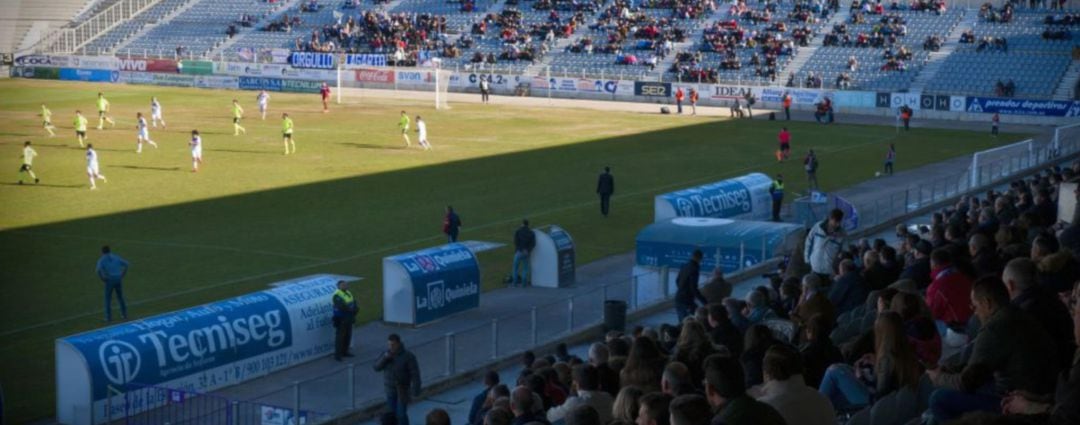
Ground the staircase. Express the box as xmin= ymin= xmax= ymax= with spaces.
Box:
xmin=777 ymin=8 xmax=850 ymax=86
xmin=1051 ymin=60 xmax=1080 ymax=100
xmin=107 ymin=0 xmax=199 ymax=55
xmin=908 ymin=8 xmax=974 ymax=92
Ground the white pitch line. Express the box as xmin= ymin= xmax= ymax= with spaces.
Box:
xmin=6 ymin=230 xmax=330 ymax=261
xmin=0 ymin=131 xmax=902 ymax=338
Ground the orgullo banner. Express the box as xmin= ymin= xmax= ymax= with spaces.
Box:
xmin=654 ymin=173 xmax=774 ymax=222
xmin=116 ymin=57 xmax=179 ymax=73
xmin=289 ymin=51 xmax=336 ymax=69
xmin=55 ymin=276 xmax=339 ymax=425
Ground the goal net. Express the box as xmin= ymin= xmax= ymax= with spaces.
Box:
xmin=335 ymin=64 xmax=451 ymax=110
xmin=1054 ymin=122 xmax=1080 ymax=156
xmin=969 ymin=139 xmax=1035 ymax=188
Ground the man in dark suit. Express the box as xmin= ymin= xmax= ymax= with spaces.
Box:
xmin=675 ymin=249 xmax=707 ymax=322
xmin=596 ymin=166 xmax=615 ymax=217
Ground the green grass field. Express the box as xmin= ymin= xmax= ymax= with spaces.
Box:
xmin=0 ymin=78 xmax=1023 ymax=422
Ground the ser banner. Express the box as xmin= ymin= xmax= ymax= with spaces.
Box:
xmin=634 ymin=81 xmax=671 ymax=97
xmin=55 ymin=277 xmax=339 ymax=425
xmin=965 ymin=97 xmax=1080 ymax=117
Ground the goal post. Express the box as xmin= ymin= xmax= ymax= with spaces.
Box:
xmin=1053 ymin=121 xmax=1080 ymax=156
xmin=969 ymin=139 xmax=1034 ymax=188
xmin=434 ymin=67 xmax=451 ymax=110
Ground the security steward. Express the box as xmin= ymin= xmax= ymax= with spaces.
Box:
xmin=769 ymin=173 xmax=784 ymax=222
xmin=332 ymin=280 xmax=359 ymax=361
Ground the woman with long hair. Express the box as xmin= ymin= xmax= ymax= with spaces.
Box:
xmin=619 ymin=336 xmax=667 ymax=392
xmin=818 ymin=311 xmax=924 ymax=411
xmin=611 ymin=385 xmax=645 ymax=423
xmin=672 ymin=319 xmax=717 ymax=384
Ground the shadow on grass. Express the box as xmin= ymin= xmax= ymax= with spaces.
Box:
xmin=111 ymin=164 xmax=183 ymax=172
xmin=336 ymin=142 xmax=408 ymax=150
xmin=208 ymin=148 xmax=284 ymax=155
xmin=0 ymin=182 xmax=84 ymax=189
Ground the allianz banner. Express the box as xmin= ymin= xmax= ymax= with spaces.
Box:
xmin=634 ymin=81 xmax=671 ymax=97
xmin=965 ymin=97 xmax=1080 ymax=117
xmin=56 ymin=277 xmax=339 ymax=425
xmin=383 ymin=243 xmax=480 ymax=325
xmin=654 ymin=173 xmax=774 ymax=222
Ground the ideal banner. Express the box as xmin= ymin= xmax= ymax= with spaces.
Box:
xmin=343 ymin=53 xmax=388 ymax=68
xmin=700 ymin=83 xmax=755 ymax=100
xmin=55 ymin=276 xmax=339 ymax=425
xmin=59 ymin=68 xmax=119 ymax=82
xmin=636 ymin=217 xmax=804 ymax=273
xmin=117 ymin=57 xmax=179 ymax=73
xmin=654 ymin=173 xmax=774 ymax=222
xmin=383 ymin=243 xmax=480 ymax=325
xmin=289 ymin=51 xmax=336 ymax=69
xmin=634 ymin=81 xmax=671 ymax=97
xmin=965 ymin=97 xmax=1080 ymax=117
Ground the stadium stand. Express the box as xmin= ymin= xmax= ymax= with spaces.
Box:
xmin=0 ymin=0 xmax=101 ymax=53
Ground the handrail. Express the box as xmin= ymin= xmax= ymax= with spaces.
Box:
xmin=35 ymin=0 xmax=161 ymax=54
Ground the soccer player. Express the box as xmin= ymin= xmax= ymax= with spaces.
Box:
xmin=189 ymin=129 xmax=203 ymax=172
xmin=416 ymin=115 xmax=431 ymax=151
xmin=86 ymin=144 xmax=107 ymax=189
xmin=40 ymin=104 xmax=56 ymax=137
xmin=282 ymin=113 xmax=295 ymax=155
xmin=231 ymin=99 xmax=246 ymax=136
xmin=150 ymin=97 xmax=165 ymax=128
xmin=398 ymin=111 xmax=411 ymax=147
xmin=18 ymin=141 xmax=39 ymax=184
xmin=74 ymin=110 xmax=89 ymax=147
xmin=96 ymin=92 xmax=115 ymax=130
xmin=135 ymin=112 xmax=158 ymax=153
xmin=320 ymin=82 xmax=331 ymax=113
xmin=257 ymin=90 xmax=270 ymax=120
xmin=777 ymin=127 xmax=791 ymax=162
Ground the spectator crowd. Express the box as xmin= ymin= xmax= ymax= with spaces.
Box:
xmin=408 ymin=161 xmax=1080 ymax=425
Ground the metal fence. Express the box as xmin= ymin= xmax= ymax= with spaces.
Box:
xmin=794 ymin=130 xmax=1080 ymax=230
xmin=105 ymin=382 xmax=331 ymax=425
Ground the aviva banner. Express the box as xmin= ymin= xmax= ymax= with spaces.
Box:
xmin=56 ymin=276 xmax=340 ymax=425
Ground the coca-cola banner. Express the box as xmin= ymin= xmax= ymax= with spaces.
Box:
xmin=354 ymin=68 xmax=395 ymax=83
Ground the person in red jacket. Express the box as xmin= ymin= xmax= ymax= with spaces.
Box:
xmin=675 ymin=87 xmax=685 ymax=114
xmin=926 ymin=248 xmax=973 ymax=333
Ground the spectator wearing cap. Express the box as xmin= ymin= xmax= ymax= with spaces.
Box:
xmin=703 ymin=354 xmax=786 ymax=425
xmin=829 ymin=259 xmax=868 ymax=316
xmin=752 ymin=345 xmax=835 ymax=425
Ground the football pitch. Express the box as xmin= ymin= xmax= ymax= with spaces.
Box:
xmin=0 ymin=79 xmax=1022 ymax=422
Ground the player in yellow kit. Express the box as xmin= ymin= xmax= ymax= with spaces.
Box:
xmin=232 ymin=99 xmax=246 ymax=136
xmin=96 ymin=92 xmax=116 ymax=130
xmin=40 ymin=104 xmax=56 ymax=137
xmin=74 ymin=110 xmax=89 ymax=147
xmin=281 ymin=113 xmax=295 ymax=155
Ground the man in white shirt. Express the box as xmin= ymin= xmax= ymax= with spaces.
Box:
xmin=150 ymin=97 xmax=166 ymax=128
xmin=751 ymin=345 xmax=835 ymax=425
xmin=416 ymin=115 xmax=431 ymax=151
xmin=547 ymin=364 xmax=614 ymax=423
xmin=86 ymin=144 xmax=107 ymax=189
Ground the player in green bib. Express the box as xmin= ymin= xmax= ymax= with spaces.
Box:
xmin=398 ymin=110 xmax=411 ymax=147
xmin=74 ymin=110 xmax=89 ymax=147
xmin=231 ymin=99 xmax=246 ymax=136
xmin=96 ymin=92 xmax=116 ymax=129
xmin=281 ymin=113 xmax=295 ymax=155
xmin=40 ymin=104 xmax=56 ymax=137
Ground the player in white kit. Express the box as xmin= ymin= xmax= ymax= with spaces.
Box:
xmin=189 ymin=129 xmax=203 ymax=172
xmin=416 ymin=115 xmax=432 ymax=151
xmin=257 ymin=90 xmax=270 ymax=120
xmin=135 ymin=112 xmax=158 ymax=153
xmin=86 ymin=144 xmax=107 ymax=189
xmin=150 ymin=97 xmax=166 ymax=128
